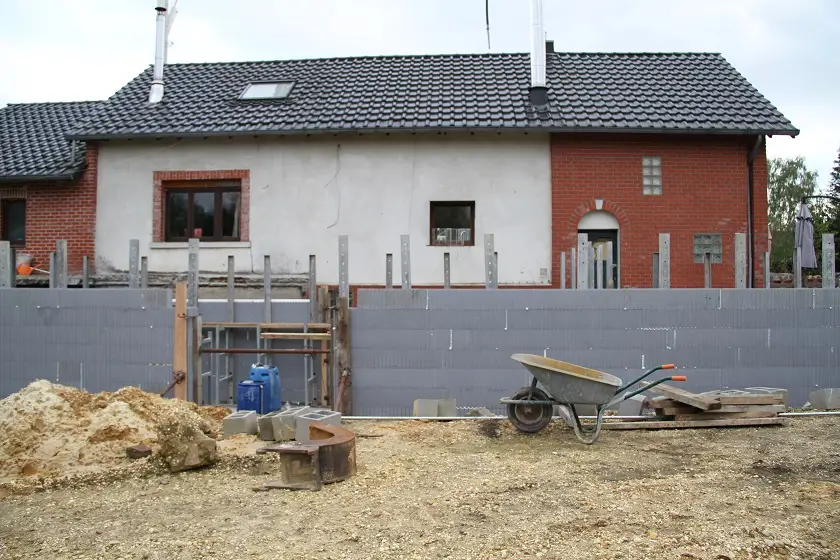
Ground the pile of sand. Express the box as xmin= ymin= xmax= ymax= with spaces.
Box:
xmin=0 ymin=380 xmax=229 ymax=481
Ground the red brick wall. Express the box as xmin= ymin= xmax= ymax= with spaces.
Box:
xmin=551 ymin=134 xmax=768 ymax=288
xmin=152 ymin=169 xmax=251 ymax=242
xmin=0 ymin=144 xmax=98 ymax=274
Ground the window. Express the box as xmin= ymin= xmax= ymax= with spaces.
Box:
xmin=240 ymin=81 xmax=295 ymax=100
xmin=430 ymin=201 xmax=475 ymax=246
xmin=642 ymin=156 xmax=662 ymax=195
xmin=693 ymin=233 xmax=723 ymax=264
xmin=1 ymin=199 xmax=26 ymax=247
xmin=164 ymin=181 xmax=241 ymax=242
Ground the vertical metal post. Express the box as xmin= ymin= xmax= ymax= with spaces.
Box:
xmin=823 ymin=234 xmax=836 ymax=289
xmin=338 ymin=235 xmax=349 ymax=298
xmin=658 ymin=233 xmax=671 ymax=289
xmin=82 ymin=256 xmax=89 ymax=288
xmin=225 ymin=255 xmax=234 ymax=404
xmin=587 ymin=242 xmax=595 ymax=289
xmin=140 ymin=256 xmax=148 ymax=288
xmin=55 ymin=240 xmax=68 ymax=288
xmin=559 ymin=251 xmax=566 ymax=289
xmin=764 ymin=252 xmax=771 ymax=289
xmin=494 ymin=251 xmax=499 ymax=286
xmin=596 ymin=244 xmax=604 ymax=289
xmin=570 ymin=247 xmax=577 ymax=290
xmin=577 ymin=234 xmax=588 ymax=289
xmin=49 ymin=252 xmax=56 ymax=288
xmin=385 ymin=253 xmax=393 ymax=289
xmin=794 ymin=247 xmax=802 ymax=289
xmin=263 ymin=255 xmax=271 ymax=323
xmin=187 ymin=238 xmax=199 ymax=306
xmin=734 ymin=233 xmax=747 ymax=288
xmin=308 ymin=254 xmax=318 ymax=321
xmin=226 ymin=256 xmax=235 ymax=321
xmin=400 ymin=234 xmax=411 ymax=289
xmin=128 ymin=239 xmax=140 ymax=288
xmin=652 ymin=253 xmax=660 ymax=288
xmin=0 ymin=241 xmax=12 ymax=288
xmin=443 ymin=252 xmax=451 ymax=289
xmin=703 ymin=252 xmax=712 ymax=288
xmin=484 ymin=234 xmax=496 ymax=289
xmin=605 ymin=241 xmax=614 ymax=289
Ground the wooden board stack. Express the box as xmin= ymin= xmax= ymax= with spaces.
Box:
xmin=602 ymin=383 xmax=789 ymax=431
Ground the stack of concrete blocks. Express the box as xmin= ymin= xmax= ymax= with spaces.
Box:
xmin=269 ymin=406 xmax=312 ymax=442
xmin=295 ymin=409 xmax=343 ymax=443
xmin=222 ymin=410 xmax=258 ymax=438
xmin=809 ymin=388 xmax=840 ymax=410
xmin=257 ymin=410 xmax=284 ymax=441
xmin=412 ymin=398 xmax=457 ymax=417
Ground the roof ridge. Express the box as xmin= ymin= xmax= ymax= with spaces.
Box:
xmin=3 ymin=100 xmax=103 ymax=108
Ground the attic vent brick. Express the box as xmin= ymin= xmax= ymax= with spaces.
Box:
xmin=240 ymin=81 xmax=294 ymax=100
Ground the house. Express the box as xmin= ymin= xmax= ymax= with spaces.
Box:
xmin=0 ymin=101 xmax=101 ymax=274
xmin=3 ymin=6 xmax=798 ymax=289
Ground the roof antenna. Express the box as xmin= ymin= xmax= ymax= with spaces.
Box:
xmin=485 ymin=0 xmax=491 ymax=49
xmin=149 ymin=0 xmax=168 ymax=104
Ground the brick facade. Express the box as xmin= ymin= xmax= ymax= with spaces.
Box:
xmin=551 ymin=134 xmax=768 ymax=288
xmin=152 ymin=169 xmax=251 ymax=242
xmin=0 ymin=144 xmax=98 ymax=274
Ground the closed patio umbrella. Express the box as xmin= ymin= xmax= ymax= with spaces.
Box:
xmin=794 ymin=201 xmax=818 ymax=269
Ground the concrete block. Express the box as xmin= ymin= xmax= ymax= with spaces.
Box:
xmin=223 ymin=410 xmax=258 ymax=437
xmin=413 ymin=399 xmax=438 ymax=417
xmin=270 ymin=406 xmax=311 ymax=442
xmin=808 ymin=388 xmax=840 ymax=410
xmin=295 ymin=410 xmax=343 ymax=443
xmin=437 ymin=399 xmax=457 ymax=417
xmin=618 ymin=395 xmax=647 ymax=416
xmin=257 ymin=410 xmax=283 ymax=441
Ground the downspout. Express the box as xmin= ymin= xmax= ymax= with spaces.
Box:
xmin=747 ymin=134 xmax=765 ymax=288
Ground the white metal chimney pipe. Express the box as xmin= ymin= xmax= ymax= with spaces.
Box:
xmin=529 ymin=0 xmax=546 ymax=88
xmin=149 ymin=0 xmax=168 ymax=104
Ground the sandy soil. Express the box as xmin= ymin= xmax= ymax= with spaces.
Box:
xmin=1 ymin=417 xmax=839 ymax=560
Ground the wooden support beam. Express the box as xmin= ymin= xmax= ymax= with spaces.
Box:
xmin=260 ymin=332 xmax=332 ymax=340
xmin=601 ymin=417 xmax=788 ymax=430
xmin=318 ymin=284 xmax=331 ymax=408
xmin=336 ymin=296 xmax=352 ymax=415
xmin=173 ymin=283 xmax=188 ymax=401
xmin=201 ymin=321 xmax=331 ymax=330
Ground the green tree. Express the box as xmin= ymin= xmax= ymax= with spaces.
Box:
xmin=767 ymin=157 xmax=820 ymax=272
xmin=826 ymin=147 xmax=840 ymax=236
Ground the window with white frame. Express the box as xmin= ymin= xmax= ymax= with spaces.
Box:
xmin=642 ymin=156 xmax=662 ymax=195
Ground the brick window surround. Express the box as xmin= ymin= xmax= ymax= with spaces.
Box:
xmin=152 ymin=170 xmax=250 ymax=243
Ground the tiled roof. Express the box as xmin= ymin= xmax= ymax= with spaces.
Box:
xmin=67 ymin=52 xmax=798 ymax=140
xmin=0 ymin=101 xmax=102 ymax=180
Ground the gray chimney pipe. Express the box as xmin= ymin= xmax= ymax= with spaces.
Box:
xmin=149 ymin=0 xmax=168 ymax=104
xmin=528 ymin=0 xmax=548 ymax=106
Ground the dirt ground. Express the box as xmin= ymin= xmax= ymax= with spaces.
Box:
xmin=1 ymin=416 xmax=839 ymax=560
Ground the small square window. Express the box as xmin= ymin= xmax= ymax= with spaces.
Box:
xmin=693 ymin=233 xmax=723 ymax=264
xmin=240 ymin=81 xmax=294 ymax=100
xmin=430 ymin=201 xmax=475 ymax=246
xmin=642 ymin=156 xmax=662 ymax=195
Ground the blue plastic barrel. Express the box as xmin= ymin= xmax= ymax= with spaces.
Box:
xmin=249 ymin=364 xmax=281 ymax=412
xmin=237 ymin=380 xmax=266 ymax=414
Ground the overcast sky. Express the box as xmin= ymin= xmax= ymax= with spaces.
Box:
xmin=1 ymin=0 xmax=837 ymax=188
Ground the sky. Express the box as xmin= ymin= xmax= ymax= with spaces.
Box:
xmin=1 ymin=0 xmax=837 ymax=188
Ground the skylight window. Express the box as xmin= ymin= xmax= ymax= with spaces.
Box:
xmin=240 ymin=81 xmax=294 ymax=100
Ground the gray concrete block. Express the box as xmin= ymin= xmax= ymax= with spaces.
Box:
xmin=270 ymin=406 xmax=311 ymax=442
xmin=808 ymin=388 xmax=840 ymax=410
xmin=223 ymin=410 xmax=258 ymax=437
xmin=257 ymin=410 xmax=283 ymax=441
xmin=295 ymin=410 xmax=343 ymax=442
xmin=438 ymin=399 xmax=457 ymax=417
xmin=413 ymin=399 xmax=438 ymax=417
xmin=618 ymin=395 xmax=647 ymax=416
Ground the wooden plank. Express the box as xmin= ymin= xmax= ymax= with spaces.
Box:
xmin=172 ymin=283 xmax=188 ymax=401
xmin=202 ymin=321 xmax=331 ymax=330
xmin=646 ymin=397 xmax=700 ymax=410
xmin=336 ymin=296 xmax=352 ymax=415
xmin=658 ymin=404 xmax=784 ymax=416
xmin=260 ymin=332 xmax=333 ymax=340
xmin=675 ymin=410 xmax=779 ymax=421
xmin=602 ymin=417 xmax=788 ymax=430
xmin=640 ymin=382 xmax=721 ymax=411
xmin=718 ymin=395 xmax=784 ymax=406
xmin=318 ymin=285 xmax=330 ymax=407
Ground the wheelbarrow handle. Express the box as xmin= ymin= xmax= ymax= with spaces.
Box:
xmin=620 ymin=375 xmax=688 ymax=401
xmin=615 ymin=364 xmax=677 ymax=394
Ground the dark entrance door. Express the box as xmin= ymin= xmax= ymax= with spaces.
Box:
xmin=578 ymin=229 xmax=618 ymax=288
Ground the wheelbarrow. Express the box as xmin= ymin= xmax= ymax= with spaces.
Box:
xmin=500 ymin=353 xmax=686 ymax=444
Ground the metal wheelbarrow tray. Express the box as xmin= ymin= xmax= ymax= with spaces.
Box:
xmin=500 ymin=353 xmax=685 ymax=444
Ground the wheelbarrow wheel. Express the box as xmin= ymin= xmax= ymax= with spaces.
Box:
xmin=506 ymin=387 xmax=553 ymax=434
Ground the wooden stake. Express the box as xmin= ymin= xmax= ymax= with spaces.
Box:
xmin=318 ymin=284 xmax=330 ymax=407
xmin=173 ymin=283 xmax=188 ymax=401
xmin=336 ymin=295 xmax=352 ymax=414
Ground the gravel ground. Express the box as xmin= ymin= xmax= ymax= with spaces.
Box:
xmin=1 ymin=417 xmax=839 ymax=560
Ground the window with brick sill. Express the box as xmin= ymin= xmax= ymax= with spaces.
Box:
xmin=642 ymin=156 xmax=662 ymax=195
xmin=1 ymin=199 xmax=26 ymax=247
xmin=164 ymin=180 xmax=241 ymax=242
xmin=430 ymin=201 xmax=475 ymax=246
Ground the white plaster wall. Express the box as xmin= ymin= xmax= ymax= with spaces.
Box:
xmin=96 ymin=133 xmax=552 ymax=285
